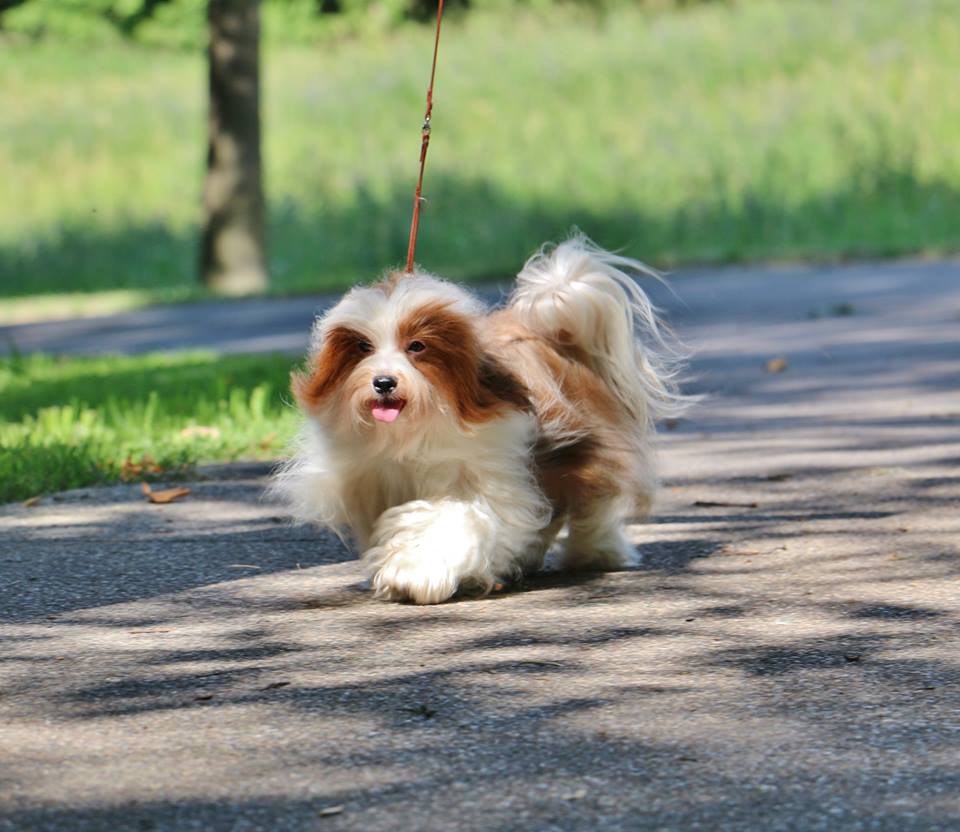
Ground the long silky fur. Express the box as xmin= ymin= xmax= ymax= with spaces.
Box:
xmin=271 ymin=235 xmax=692 ymax=604
xmin=508 ymin=233 xmax=690 ymax=433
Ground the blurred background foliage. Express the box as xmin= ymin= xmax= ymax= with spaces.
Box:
xmin=1 ymin=0 xmax=687 ymax=45
xmin=1 ymin=0 xmax=958 ymax=305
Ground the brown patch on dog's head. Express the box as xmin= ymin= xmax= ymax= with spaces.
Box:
xmin=293 ymin=325 xmax=371 ymax=409
xmin=397 ymin=301 xmax=530 ymax=425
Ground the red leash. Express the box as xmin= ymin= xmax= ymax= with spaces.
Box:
xmin=404 ymin=0 xmax=446 ymax=274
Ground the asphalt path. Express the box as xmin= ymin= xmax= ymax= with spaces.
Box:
xmin=1 ymin=258 xmax=959 ymax=830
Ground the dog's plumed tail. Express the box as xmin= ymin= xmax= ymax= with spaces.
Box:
xmin=508 ymin=234 xmax=689 ymax=431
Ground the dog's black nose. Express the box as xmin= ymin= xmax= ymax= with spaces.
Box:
xmin=372 ymin=376 xmax=398 ymax=395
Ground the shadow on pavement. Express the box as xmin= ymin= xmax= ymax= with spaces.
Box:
xmin=2 ymin=258 xmax=959 ymax=830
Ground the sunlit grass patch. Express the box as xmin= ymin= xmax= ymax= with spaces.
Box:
xmin=0 ymin=352 xmax=300 ymax=503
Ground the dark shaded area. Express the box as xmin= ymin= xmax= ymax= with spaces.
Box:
xmin=0 ymin=475 xmax=345 ymax=623
xmin=1 ymin=791 xmax=956 ymax=832
xmin=0 ymin=0 xmax=29 ymax=14
xmin=3 ymin=570 xmax=958 ymax=830
xmin=103 ymin=0 xmax=176 ymax=36
xmin=0 ymin=0 xmax=176 ymax=36
xmin=848 ymin=603 xmax=944 ymax=621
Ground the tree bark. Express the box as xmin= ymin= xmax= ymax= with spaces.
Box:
xmin=0 ymin=0 xmax=31 ymax=14
xmin=201 ymin=0 xmax=267 ymax=295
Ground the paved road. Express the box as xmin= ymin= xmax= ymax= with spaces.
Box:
xmin=1 ymin=259 xmax=959 ymax=830
xmin=2 ymin=258 xmax=959 ymax=360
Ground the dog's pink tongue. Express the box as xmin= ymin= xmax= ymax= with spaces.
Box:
xmin=371 ymin=404 xmax=402 ymax=423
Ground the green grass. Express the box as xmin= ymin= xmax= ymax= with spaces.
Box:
xmin=0 ymin=352 xmax=300 ymax=503
xmin=2 ymin=0 xmax=959 ymax=307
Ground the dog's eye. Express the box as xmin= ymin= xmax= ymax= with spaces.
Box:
xmin=406 ymin=340 xmax=426 ymax=354
xmin=357 ymin=340 xmax=373 ymax=354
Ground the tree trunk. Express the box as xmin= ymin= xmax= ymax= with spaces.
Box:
xmin=201 ymin=0 xmax=267 ymax=295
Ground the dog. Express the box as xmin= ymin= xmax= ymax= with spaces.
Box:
xmin=273 ymin=235 xmax=688 ymax=604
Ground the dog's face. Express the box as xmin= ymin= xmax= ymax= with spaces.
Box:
xmin=293 ymin=272 xmax=528 ymax=446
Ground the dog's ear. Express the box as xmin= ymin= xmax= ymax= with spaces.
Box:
xmin=399 ymin=301 xmax=531 ymax=425
xmin=444 ymin=348 xmax=531 ymax=426
xmin=294 ymin=326 xmax=368 ymax=409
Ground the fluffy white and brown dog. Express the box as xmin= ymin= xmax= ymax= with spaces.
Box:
xmin=273 ymin=235 xmax=687 ymax=604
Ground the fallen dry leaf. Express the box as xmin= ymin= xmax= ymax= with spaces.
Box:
xmin=258 ymin=432 xmax=278 ymax=450
xmin=122 ymin=454 xmax=165 ymax=481
xmin=121 ymin=457 xmax=141 ymax=480
xmin=23 ymin=495 xmax=42 ymax=508
xmin=141 ymin=482 xmax=191 ymax=504
xmin=719 ymin=547 xmax=762 ymax=557
xmin=765 ymin=357 xmax=788 ymax=373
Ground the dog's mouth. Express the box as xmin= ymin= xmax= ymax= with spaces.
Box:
xmin=370 ymin=397 xmax=406 ymax=424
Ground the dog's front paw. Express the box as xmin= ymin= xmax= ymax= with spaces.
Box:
xmin=364 ymin=500 xmax=492 ymax=604
xmin=364 ymin=500 xmax=463 ymax=603
xmin=368 ymin=553 xmax=460 ymax=605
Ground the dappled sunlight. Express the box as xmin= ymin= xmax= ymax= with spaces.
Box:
xmin=2 ymin=523 xmax=957 ymax=826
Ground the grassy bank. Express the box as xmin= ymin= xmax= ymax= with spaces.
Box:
xmin=0 ymin=352 xmax=299 ymax=503
xmin=2 ymin=0 xmax=958 ymax=304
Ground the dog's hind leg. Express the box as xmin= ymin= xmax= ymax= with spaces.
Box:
xmin=560 ymin=494 xmax=641 ymax=572
xmin=520 ymin=514 xmax=565 ymax=574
